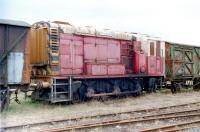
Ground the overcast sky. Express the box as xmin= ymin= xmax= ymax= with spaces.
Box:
xmin=1 ymin=0 xmax=200 ymax=45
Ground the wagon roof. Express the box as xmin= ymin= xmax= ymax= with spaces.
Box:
xmin=164 ymin=40 xmax=200 ymax=48
xmin=0 ymin=19 xmax=30 ymax=27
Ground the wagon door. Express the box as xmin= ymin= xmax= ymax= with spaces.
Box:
xmin=193 ymin=47 xmax=200 ymax=76
xmin=0 ymin=24 xmax=30 ymax=85
xmin=184 ymin=47 xmax=193 ymax=76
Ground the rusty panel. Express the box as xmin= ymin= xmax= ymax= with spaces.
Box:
xmin=60 ymin=55 xmax=72 ymax=68
xmin=174 ymin=49 xmax=183 ymax=61
xmin=61 ymin=68 xmax=83 ymax=75
xmin=86 ymin=64 xmax=125 ymax=75
xmin=107 ymin=40 xmax=120 ymax=63
xmin=60 ymin=39 xmax=71 ymax=54
xmin=121 ymin=41 xmax=129 ymax=56
xmin=133 ymin=41 xmax=141 ymax=53
xmin=165 ymin=43 xmax=194 ymax=79
xmin=147 ymin=56 xmax=157 ymax=75
xmin=23 ymin=30 xmax=30 ymax=84
xmin=150 ymin=42 xmax=155 ymax=56
xmin=185 ymin=51 xmax=192 ymax=62
xmin=184 ymin=63 xmax=193 ymax=75
xmin=96 ymin=38 xmax=107 ymax=44
xmin=156 ymin=57 xmax=163 ymax=75
xmin=30 ymin=28 xmax=48 ymax=64
xmin=134 ymin=41 xmax=148 ymax=74
xmin=165 ymin=43 xmax=173 ymax=78
xmin=60 ymin=33 xmax=83 ymax=75
xmin=121 ymin=41 xmax=134 ymax=73
xmin=0 ymin=23 xmax=30 ymax=85
xmin=134 ymin=52 xmax=147 ymax=74
xmin=96 ymin=41 xmax=108 ymax=63
xmin=84 ymin=36 xmax=121 ymax=64
xmin=121 ymin=56 xmax=134 ymax=73
xmin=156 ymin=41 xmax=161 ymax=56
xmin=107 ymin=64 xmax=125 ymax=75
xmin=173 ymin=62 xmax=184 ymax=76
xmin=121 ymin=56 xmax=130 ymax=71
xmin=86 ymin=64 xmax=107 ymax=75
xmin=165 ymin=43 xmax=171 ymax=60
xmin=84 ymin=43 xmax=97 ymax=63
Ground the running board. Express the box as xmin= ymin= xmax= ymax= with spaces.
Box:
xmin=87 ymin=90 xmax=139 ymax=97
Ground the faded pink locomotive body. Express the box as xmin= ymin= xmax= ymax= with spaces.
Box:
xmin=30 ymin=21 xmax=165 ymax=102
xmin=58 ymin=30 xmax=165 ymax=77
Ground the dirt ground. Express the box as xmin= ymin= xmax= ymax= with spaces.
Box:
xmin=1 ymin=91 xmax=200 ymax=128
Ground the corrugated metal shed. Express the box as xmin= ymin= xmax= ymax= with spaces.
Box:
xmin=0 ymin=19 xmax=30 ymax=27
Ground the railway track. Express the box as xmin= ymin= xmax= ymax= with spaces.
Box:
xmin=141 ymin=120 xmax=200 ymax=132
xmin=2 ymin=101 xmax=200 ymax=132
xmin=40 ymin=111 xmax=200 ymax=132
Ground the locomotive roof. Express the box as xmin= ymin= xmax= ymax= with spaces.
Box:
xmin=32 ymin=21 xmax=163 ymax=41
xmin=0 ymin=19 xmax=30 ymax=27
xmin=33 ymin=20 xmax=200 ymax=47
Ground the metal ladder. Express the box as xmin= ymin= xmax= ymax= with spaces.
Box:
xmin=50 ymin=77 xmax=72 ymax=103
xmin=49 ymin=27 xmax=60 ymax=75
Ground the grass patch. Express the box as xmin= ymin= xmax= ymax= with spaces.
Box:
xmin=3 ymin=92 xmax=58 ymax=114
xmin=159 ymin=87 xmax=195 ymax=94
xmin=2 ymin=88 xmax=197 ymax=114
xmin=159 ymin=88 xmax=172 ymax=94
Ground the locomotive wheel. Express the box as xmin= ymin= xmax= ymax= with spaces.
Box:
xmin=72 ymin=92 xmax=80 ymax=103
xmin=171 ymin=82 xmax=181 ymax=94
xmin=148 ymin=78 xmax=156 ymax=93
xmin=171 ymin=83 xmax=176 ymax=93
xmin=177 ymin=83 xmax=181 ymax=92
xmin=113 ymin=86 xmax=121 ymax=95
xmin=78 ymin=86 xmax=87 ymax=101
xmin=193 ymin=79 xmax=200 ymax=91
xmin=135 ymin=83 xmax=142 ymax=95
xmin=86 ymin=88 xmax=95 ymax=98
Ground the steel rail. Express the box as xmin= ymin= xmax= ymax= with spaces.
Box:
xmin=165 ymin=126 xmax=200 ymax=132
xmin=1 ymin=101 xmax=200 ymax=131
xmin=141 ymin=120 xmax=200 ymax=132
xmin=40 ymin=111 xmax=200 ymax=132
